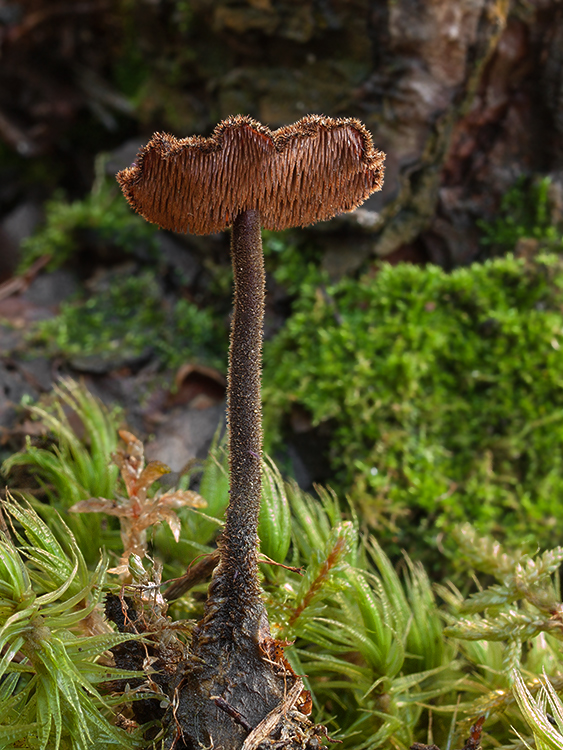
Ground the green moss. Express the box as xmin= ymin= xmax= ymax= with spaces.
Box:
xmin=19 ymin=160 xmax=158 ymax=273
xmin=5 ymin=384 xmax=563 ymax=749
xmin=262 ymin=229 xmax=326 ymax=295
xmin=27 ymin=271 xmax=227 ymax=372
xmin=479 ymin=176 xmax=563 ymax=253
xmin=263 ymin=253 xmax=563 ymax=556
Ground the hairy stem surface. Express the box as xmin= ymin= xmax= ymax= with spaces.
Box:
xmin=164 ymin=211 xmax=320 ymax=750
xmin=190 ymin=208 xmax=266 ymax=653
xmin=225 ymin=207 xmax=265 ymax=599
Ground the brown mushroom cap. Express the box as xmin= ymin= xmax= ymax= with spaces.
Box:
xmin=117 ymin=114 xmax=385 ymax=234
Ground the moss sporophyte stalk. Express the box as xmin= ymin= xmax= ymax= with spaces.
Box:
xmin=117 ymin=114 xmax=385 ymax=750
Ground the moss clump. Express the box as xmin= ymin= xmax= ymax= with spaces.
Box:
xmin=27 ymin=270 xmax=227 ymax=373
xmin=19 ymin=164 xmax=159 ymax=273
xmin=263 ymin=253 xmax=563 ymax=556
xmin=5 ymin=385 xmax=563 ymax=750
xmin=478 ymin=176 xmax=563 ymax=254
xmin=262 ymin=229 xmax=325 ymax=296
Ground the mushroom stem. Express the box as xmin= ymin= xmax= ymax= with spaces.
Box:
xmin=115 ymin=114 xmax=385 ymax=750
xmin=225 ymin=207 xmax=264 ymax=600
xmin=164 ymin=210 xmax=288 ymax=750
xmin=188 ymin=209 xmax=267 ymax=655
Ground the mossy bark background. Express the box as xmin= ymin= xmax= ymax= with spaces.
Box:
xmin=1 ymin=0 xmax=563 ymax=540
xmin=1 ymin=0 xmax=562 ymax=276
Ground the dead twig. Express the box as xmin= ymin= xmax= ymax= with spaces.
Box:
xmin=0 ymin=255 xmax=51 ymax=302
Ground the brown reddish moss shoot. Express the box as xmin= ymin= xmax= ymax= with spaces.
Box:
xmin=287 ymin=534 xmax=349 ymax=628
xmin=69 ymin=429 xmax=206 ymax=578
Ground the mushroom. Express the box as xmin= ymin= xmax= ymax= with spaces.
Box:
xmin=117 ymin=115 xmax=385 ymax=750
